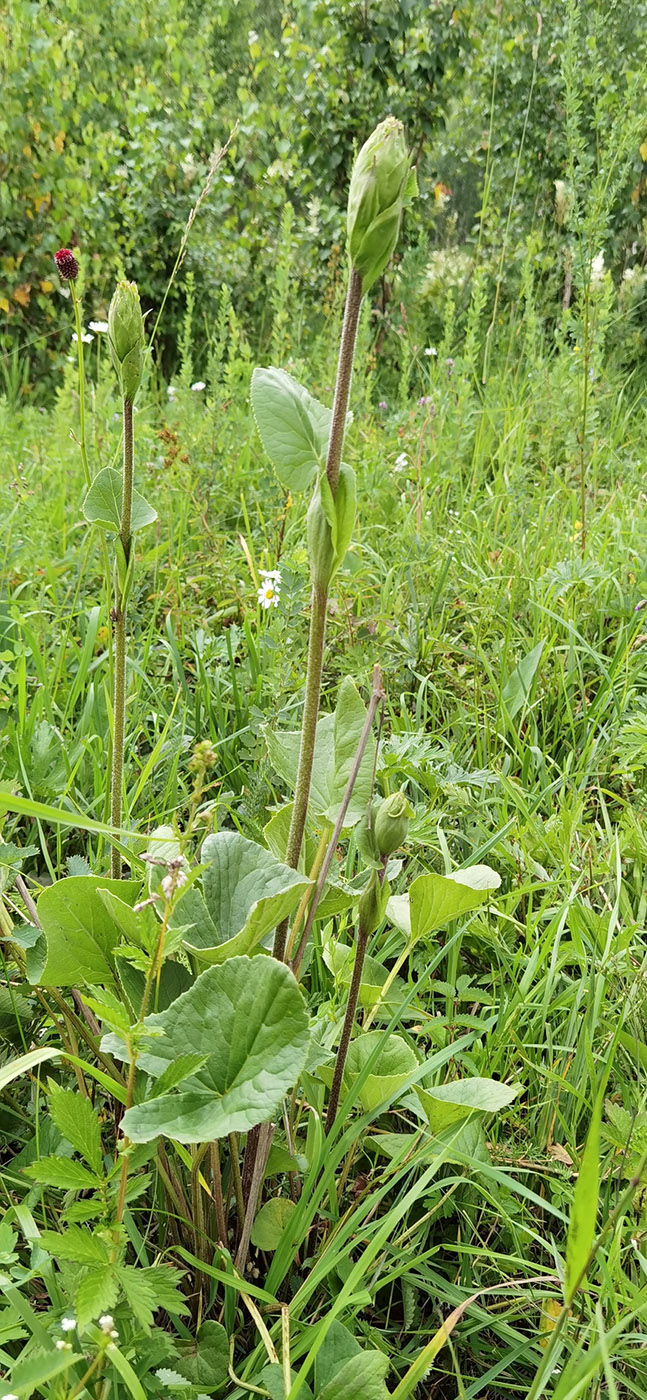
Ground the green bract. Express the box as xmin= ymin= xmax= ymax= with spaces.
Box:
xmin=347 ymin=116 xmax=418 ymax=293
xmin=108 ymin=279 xmax=145 ymax=403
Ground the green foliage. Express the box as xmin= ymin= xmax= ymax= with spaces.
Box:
xmin=115 ymin=955 xmax=310 ymax=1142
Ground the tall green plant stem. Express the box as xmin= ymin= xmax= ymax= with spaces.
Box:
xmin=71 ymin=283 xmax=114 ymax=866
xmin=111 ymin=399 xmax=134 ymax=880
xmin=272 ymin=268 xmax=363 ymax=960
xmin=70 ymin=283 xmax=91 ymax=491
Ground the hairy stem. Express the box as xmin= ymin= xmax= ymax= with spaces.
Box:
xmin=110 ymin=398 xmax=134 ymax=878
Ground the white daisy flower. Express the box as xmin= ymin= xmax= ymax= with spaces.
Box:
xmin=191 ymin=381 xmax=206 ymax=392
xmin=88 ymin=320 xmax=109 ymax=333
xmin=258 ymin=576 xmax=280 ymax=609
xmin=424 ymin=346 xmax=437 ymax=356
xmin=71 ymin=331 xmax=94 ymax=344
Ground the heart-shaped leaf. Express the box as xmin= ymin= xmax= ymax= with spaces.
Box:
xmin=175 ymin=832 xmax=310 ymax=964
xmin=37 ymin=877 xmax=140 ymax=987
xmin=83 ymin=467 xmax=157 ymax=534
xmin=116 ymin=955 xmax=309 ymax=1143
xmin=386 ymin=864 xmax=501 ymax=943
xmin=344 ymin=1032 xmax=418 ymax=1113
xmin=250 ymin=1197 xmax=297 ymax=1251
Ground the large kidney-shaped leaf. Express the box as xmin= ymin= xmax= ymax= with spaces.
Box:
xmin=37 ymin=877 xmax=140 ymax=987
xmin=82 ymin=467 xmax=157 ymax=534
xmin=416 ymin=1076 xmax=521 ymax=1133
xmin=117 ymin=955 xmax=309 ymax=1143
xmin=344 ymin=1032 xmax=418 ymax=1113
xmin=266 ymin=677 xmax=375 ymax=827
xmin=251 ymin=367 xmax=330 ymax=492
xmin=175 ymin=832 xmax=310 ymax=964
xmin=386 ymin=864 xmax=501 ymax=943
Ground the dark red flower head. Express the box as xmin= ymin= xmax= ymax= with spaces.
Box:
xmin=53 ymin=248 xmax=79 ymax=281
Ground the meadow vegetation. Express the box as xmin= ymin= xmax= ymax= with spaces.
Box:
xmin=2 ymin=2 xmax=647 ymax=1397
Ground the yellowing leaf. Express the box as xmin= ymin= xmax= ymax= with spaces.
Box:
xmin=54 ymin=130 xmax=66 ymax=153
xmin=640 ymin=140 xmax=647 ymax=162
xmin=40 ymin=279 xmax=54 ymax=293
xmin=0 ymin=297 xmax=10 ymax=314
xmin=13 ymin=283 xmax=31 ymax=307
xmin=22 ymin=143 xmax=32 ymax=158
xmin=539 ymin=1297 xmax=562 ymax=1348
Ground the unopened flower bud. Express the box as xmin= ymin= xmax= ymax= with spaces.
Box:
xmin=108 ymin=280 xmax=145 ymax=403
xmin=347 ymin=117 xmax=418 ymax=293
xmin=373 ymin=791 xmax=413 ymax=857
xmin=358 ymin=869 xmax=389 ymax=937
xmin=53 ymin=248 xmax=79 ymax=282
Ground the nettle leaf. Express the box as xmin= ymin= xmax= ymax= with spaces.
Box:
xmin=386 ymin=864 xmax=501 ymax=943
xmin=37 ymin=876 xmax=140 ymax=987
xmin=178 ymin=832 xmax=310 ymax=964
xmin=250 ymin=1197 xmax=297 ymax=1251
xmin=39 ymin=1224 xmax=110 ymax=1264
xmin=266 ymin=677 xmax=375 ymax=827
xmin=83 ymin=466 xmax=157 ymax=534
xmin=116 ymin=955 xmax=309 ymax=1144
xmin=318 ymin=1350 xmax=390 ymax=1400
xmin=175 ymin=1322 xmax=229 ymax=1389
xmin=49 ymin=1085 xmax=104 ymax=1175
xmin=22 ymin=1156 xmax=100 ymax=1190
xmin=9 ymin=1346 xmax=81 ymax=1396
xmin=344 ymin=1032 xmax=418 ymax=1113
xmin=74 ymin=1267 xmax=119 ymax=1328
xmin=416 ymin=1077 xmax=521 ymax=1133
xmin=251 ymin=366 xmax=331 ymax=492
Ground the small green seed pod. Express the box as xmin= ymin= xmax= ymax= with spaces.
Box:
xmin=108 ymin=280 xmax=145 ymax=403
xmin=374 ymin=791 xmax=413 ymax=857
xmin=347 ymin=117 xmax=418 ymax=293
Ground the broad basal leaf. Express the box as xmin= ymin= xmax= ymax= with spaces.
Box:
xmin=176 ymin=832 xmax=310 ymax=964
xmin=416 ymin=1076 xmax=521 ymax=1133
xmin=174 ymin=1321 xmax=229 ymax=1388
xmin=386 ymin=864 xmax=501 ymax=943
xmin=37 ymin=876 xmax=140 ymax=987
xmin=317 ymin=1350 xmax=390 ymax=1400
xmin=83 ymin=467 xmax=157 ymax=534
xmin=115 ymin=955 xmax=309 ymax=1143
